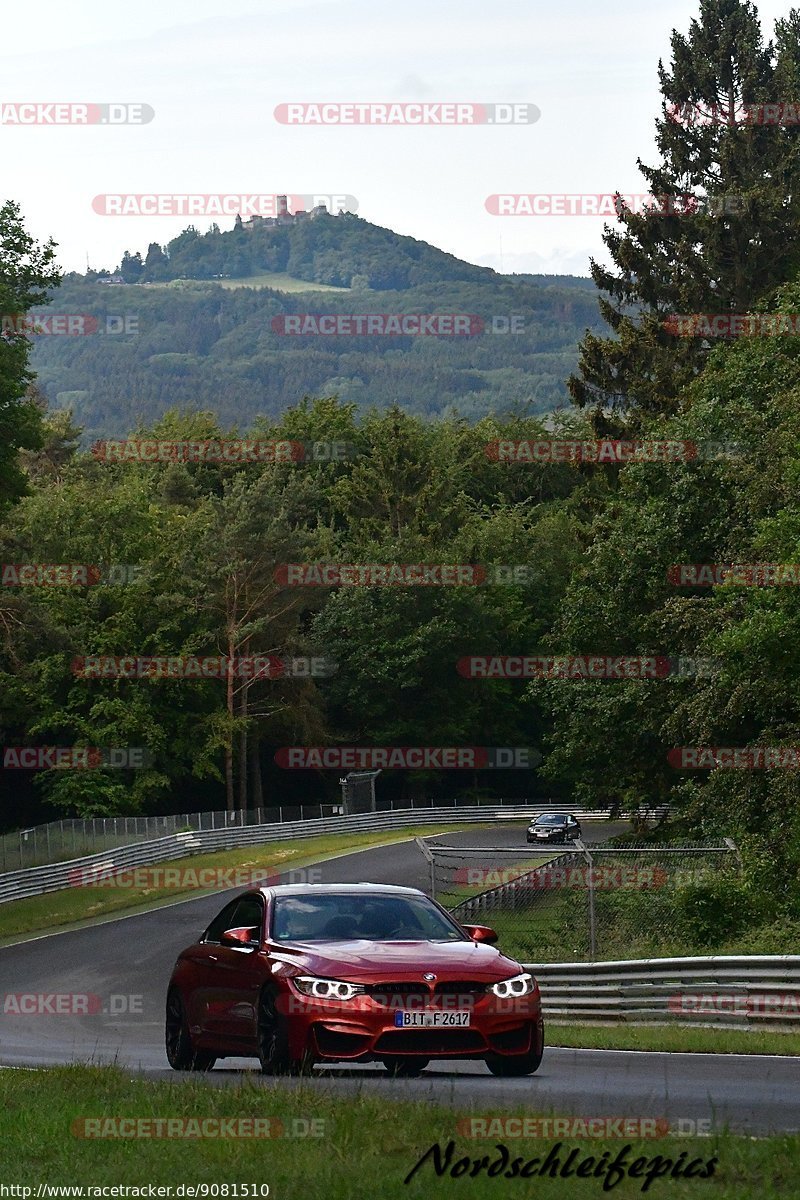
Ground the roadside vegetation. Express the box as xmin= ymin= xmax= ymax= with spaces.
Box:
xmin=0 ymin=1064 xmax=795 ymax=1197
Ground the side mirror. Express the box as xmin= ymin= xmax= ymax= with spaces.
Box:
xmin=462 ymin=924 xmax=498 ymax=945
xmin=221 ymin=926 xmax=259 ymax=948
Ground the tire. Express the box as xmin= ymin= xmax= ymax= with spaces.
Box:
xmin=257 ymin=988 xmax=312 ymax=1076
xmin=485 ymin=1024 xmax=543 ymax=1077
xmin=380 ymin=1057 xmax=430 ymax=1077
xmin=165 ymin=989 xmax=216 ymax=1072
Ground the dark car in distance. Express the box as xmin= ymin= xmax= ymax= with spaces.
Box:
xmin=527 ymin=813 xmax=581 ymax=844
xmin=166 ymin=883 xmax=543 ymax=1078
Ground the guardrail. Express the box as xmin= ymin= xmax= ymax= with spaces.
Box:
xmin=524 ymin=955 xmax=800 ymax=1026
xmin=0 ymin=805 xmax=638 ymax=906
xmin=0 ymin=799 xmax=666 ymax=872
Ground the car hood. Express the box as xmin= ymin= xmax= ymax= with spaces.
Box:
xmin=268 ymin=938 xmax=525 ymax=983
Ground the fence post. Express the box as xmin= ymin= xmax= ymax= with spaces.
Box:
xmin=575 ymin=840 xmax=596 ymax=959
xmin=587 ymin=848 xmax=596 ymax=960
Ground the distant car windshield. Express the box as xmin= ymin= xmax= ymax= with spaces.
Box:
xmin=534 ymin=814 xmax=569 ymax=825
xmin=271 ymin=894 xmax=467 ymax=943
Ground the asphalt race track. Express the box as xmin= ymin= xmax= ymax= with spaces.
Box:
xmin=1 ymin=821 xmax=798 ymax=1135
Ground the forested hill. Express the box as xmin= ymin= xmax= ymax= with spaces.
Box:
xmin=29 ymin=214 xmax=599 ymax=441
xmin=109 ymin=211 xmax=500 ymax=290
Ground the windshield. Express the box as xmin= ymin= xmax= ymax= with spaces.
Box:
xmin=271 ymin=893 xmax=468 ymax=943
xmin=534 ymin=814 xmax=569 ymax=825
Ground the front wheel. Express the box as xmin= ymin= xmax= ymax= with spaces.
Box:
xmin=257 ymin=988 xmax=313 ymax=1076
xmin=485 ymin=1025 xmax=543 ymax=1077
xmin=165 ymin=989 xmax=216 ymax=1071
xmin=380 ymin=1057 xmax=430 ymax=1077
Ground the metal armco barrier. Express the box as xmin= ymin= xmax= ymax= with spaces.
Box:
xmin=1 ymin=799 xmax=666 ymax=872
xmin=0 ymin=805 xmax=638 ymax=906
xmin=525 ymin=956 xmax=800 ymax=1026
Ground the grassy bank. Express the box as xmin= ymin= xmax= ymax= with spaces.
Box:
xmin=0 ymin=1065 xmax=793 ymax=1197
xmin=548 ymin=1024 xmax=800 ymax=1056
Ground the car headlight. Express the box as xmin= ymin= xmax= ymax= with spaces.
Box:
xmin=489 ymin=972 xmax=536 ymax=999
xmin=292 ymin=976 xmax=366 ymax=1001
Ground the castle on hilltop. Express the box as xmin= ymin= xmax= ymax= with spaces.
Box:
xmin=242 ymin=195 xmax=340 ymax=229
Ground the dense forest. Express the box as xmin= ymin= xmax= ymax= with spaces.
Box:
xmin=28 ymin=230 xmax=600 ymax=441
xmin=6 ymin=0 xmax=800 ymax=955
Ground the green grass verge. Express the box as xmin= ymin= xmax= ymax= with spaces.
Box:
xmin=0 ymin=1065 xmax=792 ymax=1197
xmin=0 ymin=826 xmax=478 ymax=944
xmin=548 ymin=1023 xmax=800 ymax=1056
xmin=143 ymin=274 xmax=353 ymax=293
xmin=216 ymin=272 xmax=353 ymax=293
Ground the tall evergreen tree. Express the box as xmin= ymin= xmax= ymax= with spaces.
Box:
xmin=569 ymin=1 xmax=800 ymax=429
xmin=0 ymin=201 xmax=60 ymax=514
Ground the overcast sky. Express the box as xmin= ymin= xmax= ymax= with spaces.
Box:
xmin=1 ymin=0 xmax=792 ymax=276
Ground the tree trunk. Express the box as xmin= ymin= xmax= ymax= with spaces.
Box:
xmin=238 ymin=684 xmax=248 ymax=813
xmin=225 ymin=630 xmax=235 ymax=812
xmin=249 ymin=735 xmax=263 ymax=812
xmin=238 ymin=635 xmax=251 ymax=813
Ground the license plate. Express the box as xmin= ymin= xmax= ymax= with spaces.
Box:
xmin=394 ymin=1010 xmax=471 ymax=1028
xmin=536 ymin=832 xmax=550 ymax=838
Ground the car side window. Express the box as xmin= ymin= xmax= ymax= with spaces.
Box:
xmin=202 ymin=900 xmax=241 ymax=944
xmin=229 ymin=895 xmax=265 ymax=940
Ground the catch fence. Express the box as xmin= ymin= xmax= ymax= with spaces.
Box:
xmin=425 ymin=838 xmax=738 ymax=962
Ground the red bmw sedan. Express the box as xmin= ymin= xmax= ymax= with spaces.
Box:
xmin=166 ymin=883 xmax=543 ymax=1077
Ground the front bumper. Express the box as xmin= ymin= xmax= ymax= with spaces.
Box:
xmin=280 ymin=985 xmax=542 ymax=1062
